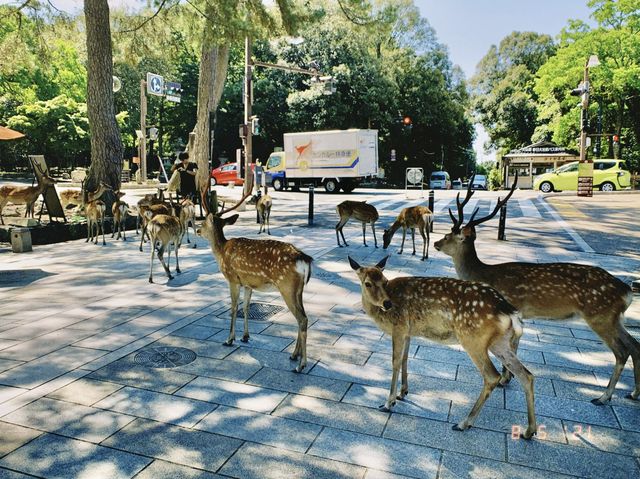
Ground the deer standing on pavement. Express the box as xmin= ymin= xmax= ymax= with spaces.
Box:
xmin=138 ymin=202 xmax=172 ymax=251
xmin=197 ymin=193 xmax=313 ymax=372
xmin=147 ymin=211 xmax=184 ymax=283
xmin=86 ymin=198 xmax=107 ymax=245
xmin=178 ymin=198 xmax=197 ymax=246
xmin=111 ymin=191 xmax=129 ymax=240
xmin=256 ymin=186 xmax=272 ymax=235
xmin=0 ymin=174 xmax=56 ymax=225
xmin=135 ymin=191 xmax=167 ymax=235
xmin=349 ymin=255 xmax=537 ymax=439
xmin=335 ymin=200 xmax=379 ymax=247
xmin=382 ymin=205 xmax=434 ymax=261
xmin=434 ymin=175 xmax=639 ymax=404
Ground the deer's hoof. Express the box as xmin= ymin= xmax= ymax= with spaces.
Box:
xmin=452 ymin=424 xmax=468 ymax=432
xmin=521 ymin=429 xmax=537 ymax=440
xmin=148 ymin=278 xmax=153 ymax=283
xmin=241 ymin=336 xmax=249 ymax=343
xmin=397 ymin=391 xmax=408 ymax=401
xmin=176 ymin=268 xmax=181 ymax=274
xmin=625 ymin=393 xmax=639 ymax=401
xmin=378 ymin=404 xmax=393 ymax=413
xmin=289 ymin=353 xmax=299 ymax=361
xmin=223 ymin=340 xmax=234 ymax=347
xmin=591 ymin=397 xmax=609 ymax=406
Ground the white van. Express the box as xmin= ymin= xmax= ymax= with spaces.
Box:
xmin=429 ymin=171 xmax=451 ymax=189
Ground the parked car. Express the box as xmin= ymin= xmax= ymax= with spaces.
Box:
xmin=471 ymin=174 xmax=488 ymax=190
xmin=210 ymin=162 xmax=255 ymax=186
xmin=533 ymin=159 xmax=631 ymax=193
xmin=452 ymin=179 xmax=463 ymax=189
xmin=429 ymin=171 xmax=451 ymax=189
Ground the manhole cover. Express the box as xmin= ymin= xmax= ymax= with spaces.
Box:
xmin=217 ymin=303 xmax=285 ymax=321
xmin=134 ymin=347 xmax=196 ymax=368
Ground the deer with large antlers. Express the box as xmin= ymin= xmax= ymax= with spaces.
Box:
xmin=0 ymin=174 xmax=56 ymax=225
xmin=197 ymin=193 xmax=313 ymax=372
xmin=434 ymin=175 xmax=639 ymax=404
xmin=349 ymin=255 xmax=537 ymax=439
xmin=382 ymin=205 xmax=433 ymax=260
xmin=335 ymin=200 xmax=379 ymax=247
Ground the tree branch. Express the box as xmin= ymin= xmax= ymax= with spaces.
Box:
xmin=336 ymin=0 xmax=375 ymax=26
xmin=116 ymin=0 xmax=174 ymax=34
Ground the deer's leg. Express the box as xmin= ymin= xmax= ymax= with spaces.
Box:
xmin=410 ymin=228 xmax=416 ymax=255
xmin=499 ymin=327 xmax=521 ymax=386
xmin=136 ymin=214 xmax=140 ymax=235
xmin=335 ymin=218 xmax=348 ymax=246
xmin=361 ymin=222 xmax=368 ymax=247
xmin=241 ymin=287 xmax=252 ymax=342
xmin=371 ymin=222 xmax=378 ymax=248
xmin=86 ymin=219 xmax=91 ymax=242
xmin=454 ymin=340 xmax=501 ymax=432
xmin=258 ymin=211 xmax=264 ymax=234
xmin=381 ymin=331 xmax=406 ymax=412
xmin=122 ymin=220 xmax=127 ymax=240
xmin=398 ymin=227 xmax=406 ymax=254
xmin=398 ymin=336 xmax=411 ymax=400
xmin=224 ymin=283 xmax=241 ymax=346
xmin=420 ymin=226 xmax=428 ymax=261
xmin=266 ymin=209 xmax=271 ymax=235
xmin=100 ymin=217 xmax=106 ymax=245
xmin=111 ymin=217 xmax=116 ymax=238
xmin=282 ymin=284 xmax=309 ymax=373
xmin=139 ymin=224 xmax=146 ymax=252
xmin=491 ymin=333 xmax=537 ymax=439
xmin=157 ymin=244 xmax=173 ymax=280
xmin=148 ymin=238 xmax=156 ymax=283
xmin=174 ymin=240 xmax=181 ymax=274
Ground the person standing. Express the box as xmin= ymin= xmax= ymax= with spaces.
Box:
xmin=172 ymin=152 xmax=198 ymax=200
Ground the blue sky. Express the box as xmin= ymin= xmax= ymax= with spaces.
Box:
xmin=415 ymin=0 xmax=594 ymax=162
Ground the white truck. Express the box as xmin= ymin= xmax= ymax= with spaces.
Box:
xmin=263 ymin=129 xmax=379 ymax=193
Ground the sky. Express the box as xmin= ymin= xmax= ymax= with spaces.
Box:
xmin=4 ymin=0 xmax=595 ymax=164
xmin=415 ymin=0 xmax=594 ymax=163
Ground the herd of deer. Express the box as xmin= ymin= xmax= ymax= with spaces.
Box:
xmin=1 ymin=174 xmax=637 ymax=440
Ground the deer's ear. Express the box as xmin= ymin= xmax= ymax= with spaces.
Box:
xmin=461 ymin=226 xmax=475 ymax=239
xmin=225 ymin=214 xmax=239 ymax=225
xmin=348 ymin=256 xmax=361 ymax=271
xmin=376 ymin=255 xmax=389 ymax=271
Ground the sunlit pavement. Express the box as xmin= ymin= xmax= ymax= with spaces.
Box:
xmin=0 ymin=187 xmax=639 ymax=478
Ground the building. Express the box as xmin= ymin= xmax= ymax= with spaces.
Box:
xmin=501 ymin=141 xmax=578 ymax=188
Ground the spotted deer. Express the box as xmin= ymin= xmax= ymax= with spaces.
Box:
xmin=111 ymin=191 xmax=129 ymax=240
xmin=0 ymin=174 xmax=56 ymax=225
xmin=256 ymin=186 xmax=272 ymax=235
xmin=197 ymin=193 xmax=313 ymax=372
xmin=434 ymin=175 xmax=639 ymax=404
xmin=349 ymin=255 xmax=537 ymax=439
xmin=147 ymin=211 xmax=184 ymax=283
xmin=382 ymin=205 xmax=433 ymax=260
xmin=335 ymin=200 xmax=379 ymax=247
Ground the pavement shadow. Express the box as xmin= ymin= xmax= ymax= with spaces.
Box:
xmin=0 ymin=268 xmax=55 ymax=288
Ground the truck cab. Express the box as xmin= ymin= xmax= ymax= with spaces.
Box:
xmin=264 ymin=152 xmax=287 ymax=191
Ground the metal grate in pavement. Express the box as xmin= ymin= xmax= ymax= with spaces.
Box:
xmin=217 ymin=303 xmax=285 ymax=321
xmin=134 ymin=347 xmax=197 ymax=368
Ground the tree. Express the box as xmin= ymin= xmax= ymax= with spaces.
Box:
xmin=471 ymin=32 xmax=556 ymax=153
xmin=83 ymin=0 xmax=123 ymax=192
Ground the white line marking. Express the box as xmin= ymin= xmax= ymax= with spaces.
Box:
xmin=540 ymin=200 xmax=594 ymax=253
xmin=518 ymin=198 xmax=542 ymax=218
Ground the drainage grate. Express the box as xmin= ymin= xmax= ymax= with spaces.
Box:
xmin=134 ymin=347 xmax=197 ymax=368
xmin=217 ymin=303 xmax=285 ymax=321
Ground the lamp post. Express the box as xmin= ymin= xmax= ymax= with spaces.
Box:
xmin=576 ymin=54 xmax=600 ymax=197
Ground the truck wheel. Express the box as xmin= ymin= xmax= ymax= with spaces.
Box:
xmin=324 ymin=179 xmax=339 ymax=193
xmin=272 ymin=178 xmax=284 ymax=191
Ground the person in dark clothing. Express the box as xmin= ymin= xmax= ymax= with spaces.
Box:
xmin=172 ymin=152 xmax=198 ymax=200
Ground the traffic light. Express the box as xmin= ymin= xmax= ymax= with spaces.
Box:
xmin=613 ymin=134 xmax=620 ymax=143
xmin=402 ymin=116 xmax=412 ymax=132
xmin=251 ymin=116 xmax=260 ymax=135
xmin=570 ymin=81 xmax=589 ymax=108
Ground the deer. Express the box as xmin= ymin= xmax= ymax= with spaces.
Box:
xmin=382 ymin=205 xmax=434 ymax=261
xmin=86 ymin=198 xmax=107 ymax=246
xmin=59 ymin=181 xmax=110 ymax=212
xmin=147 ymin=211 xmax=184 ymax=283
xmin=0 ymin=174 xmax=56 ymax=225
xmin=349 ymin=255 xmax=537 ymax=439
xmin=434 ymin=174 xmax=639 ymax=405
xmin=335 ymin=200 xmax=379 ymax=247
xmin=138 ymin=202 xmax=172 ymax=252
xmin=196 ymin=192 xmax=313 ymax=373
xmin=256 ymin=185 xmax=272 ymax=235
xmin=178 ymin=197 xmax=197 ymax=246
xmin=111 ymin=191 xmax=129 ymax=240
xmin=135 ymin=190 xmax=167 ymax=235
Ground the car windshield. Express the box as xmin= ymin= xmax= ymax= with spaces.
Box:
xmin=431 ymin=174 xmax=445 ymax=180
xmin=474 ymin=175 xmax=486 ymax=181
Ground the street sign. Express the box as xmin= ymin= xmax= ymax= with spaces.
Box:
xmin=146 ymin=72 xmax=164 ymax=96
xmin=165 ymin=81 xmax=182 ymax=103
xmin=406 ymin=167 xmax=423 ymax=185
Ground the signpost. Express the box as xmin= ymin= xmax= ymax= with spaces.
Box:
xmin=405 ymin=167 xmax=424 ymax=198
xmin=146 ymin=72 xmax=164 ymax=96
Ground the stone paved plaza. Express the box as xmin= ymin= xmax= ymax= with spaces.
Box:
xmin=0 ymin=190 xmax=639 ymax=479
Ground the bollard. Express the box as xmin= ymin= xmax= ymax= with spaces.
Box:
xmin=11 ymin=227 xmax=32 ymax=253
xmin=497 ymin=205 xmax=507 ymax=240
xmin=308 ymin=185 xmax=314 ymax=226
xmin=428 ymin=190 xmax=435 ymax=232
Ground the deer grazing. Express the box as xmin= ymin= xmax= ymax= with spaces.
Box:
xmin=335 ymin=200 xmax=379 ymax=247
xmin=59 ymin=181 xmax=110 ymax=212
xmin=147 ymin=211 xmax=184 ymax=283
xmin=0 ymin=174 xmax=56 ymax=225
xmin=256 ymin=186 xmax=272 ymax=235
xmin=382 ymin=205 xmax=433 ymax=261
xmin=434 ymin=176 xmax=639 ymax=404
xmin=197 ymin=193 xmax=313 ymax=372
xmin=111 ymin=191 xmax=129 ymax=240
xmin=349 ymin=255 xmax=537 ymax=439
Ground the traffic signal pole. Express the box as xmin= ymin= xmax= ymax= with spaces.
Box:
xmin=243 ymin=37 xmax=253 ymax=197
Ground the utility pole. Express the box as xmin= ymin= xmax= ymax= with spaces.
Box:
xmin=576 ymin=55 xmax=599 ymax=197
xmin=243 ymin=37 xmax=253 ymax=197
xmin=139 ymin=79 xmax=147 ymax=184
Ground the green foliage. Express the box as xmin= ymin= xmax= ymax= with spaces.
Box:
xmin=487 ymin=165 xmax=503 ymax=190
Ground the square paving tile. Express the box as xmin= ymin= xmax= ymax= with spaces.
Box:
xmin=0 ymin=422 xmax=41 ymax=458
xmin=46 ymin=378 xmax=123 ymax=406
xmin=102 ymin=418 xmax=242 ymax=472
xmin=133 ymin=460 xmax=223 ymax=479
xmin=0 ymin=433 xmax=151 ymax=479
xmin=247 ymin=367 xmax=351 ymax=401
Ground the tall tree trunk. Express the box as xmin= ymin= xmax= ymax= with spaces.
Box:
xmin=193 ymin=42 xmax=230 ymax=194
xmin=84 ymin=0 xmax=123 ymax=194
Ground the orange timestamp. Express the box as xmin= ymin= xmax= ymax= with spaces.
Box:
xmin=511 ymin=424 xmax=593 ymax=440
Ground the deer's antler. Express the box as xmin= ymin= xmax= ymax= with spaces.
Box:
xmin=218 ymin=192 xmax=252 ymax=216
xmin=465 ymin=172 xmax=518 ymax=229
xmin=448 ymin=173 xmax=476 ymax=232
